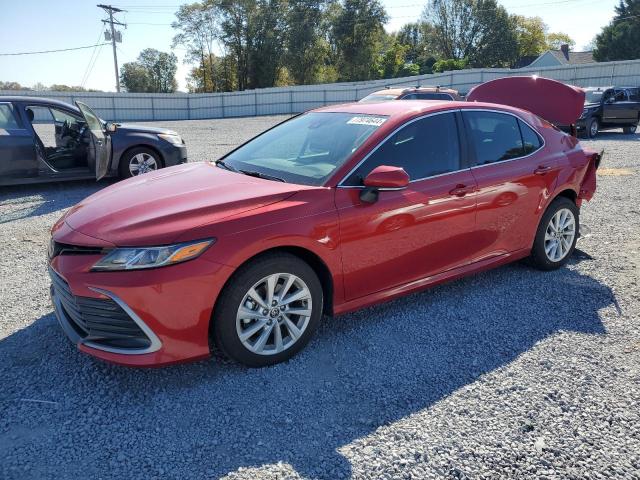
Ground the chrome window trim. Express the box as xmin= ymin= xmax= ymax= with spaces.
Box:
xmin=461 ymin=108 xmax=546 ymax=170
xmin=85 ymin=287 xmax=163 ymax=355
xmin=337 ymin=110 xmax=464 ymax=188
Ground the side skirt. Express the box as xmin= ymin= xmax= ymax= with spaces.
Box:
xmin=332 ymin=248 xmax=531 ymax=316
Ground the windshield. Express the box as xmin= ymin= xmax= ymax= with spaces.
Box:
xmin=585 ymin=90 xmax=605 ymax=104
xmin=221 ymin=112 xmax=387 ymax=186
xmin=359 ymin=94 xmax=398 ymax=103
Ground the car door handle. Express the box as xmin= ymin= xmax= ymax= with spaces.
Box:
xmin=534 ymin=165 xmax=552 ymax=175
xmin=449 ymin=184 xmax=472 ymax=197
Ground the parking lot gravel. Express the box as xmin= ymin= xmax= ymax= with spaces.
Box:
xmin=1 ymin=116 xmax=639 ymax=480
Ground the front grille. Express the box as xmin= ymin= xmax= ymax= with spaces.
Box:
xmin=49 ymin=268 xmax=151 ymax=350
xmin=48 ymin=240 xmax=105 ymax=260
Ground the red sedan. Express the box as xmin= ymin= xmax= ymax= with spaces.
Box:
xmin=48 ymin=77 xmax=600 ymax=368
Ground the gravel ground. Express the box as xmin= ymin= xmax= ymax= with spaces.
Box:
xmin=1 ymin=117 xmax=639 ymax=480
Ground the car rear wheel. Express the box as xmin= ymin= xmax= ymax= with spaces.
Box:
xmin=623 ymin=124 xmax=637 ymax=134
xmin=528 ymin=197 xmax=579 ymax=270
xmin=119 ymin=147 xmax=161 ymax=178
xmin=212 ymin=253 xmax=323 ymax=367
xmin=587 ymin=118 xmax=599 ymax=138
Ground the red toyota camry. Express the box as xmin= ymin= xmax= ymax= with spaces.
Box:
xmin=48 ymin=77 xmax=600 ymax=368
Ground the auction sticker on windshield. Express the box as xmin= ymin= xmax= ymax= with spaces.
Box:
xmin=347 ymin=116 xmax=387 ymax=127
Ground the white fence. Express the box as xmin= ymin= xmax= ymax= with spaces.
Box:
xmin=3 ymin=59 xmax=640 ymax=122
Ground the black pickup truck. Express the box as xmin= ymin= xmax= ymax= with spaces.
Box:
xmin=577 ymin=87 xmax=640 ymax=138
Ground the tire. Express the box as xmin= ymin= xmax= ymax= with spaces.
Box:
xmin=118 ymin=147 xmax=162 ymax=179
xmin=212 ymin=252 xmax=323 ymax=367
xmin=622 ymin=124 xmax=637 ymax=134
xmin=528 ymin=197 xmax=579 ymax=271
xmin=587 ymin=117 xmax=599 ymax=138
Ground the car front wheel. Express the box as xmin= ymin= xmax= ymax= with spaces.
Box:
xmin=587 ymin=118 xmax=599 ymax=138
xmin=213 ymin=253 xmax=323 ymax=367
xmin=528 ymin=197 xmax=579 ymax=270
xmin=119 ymin=147 xmax=161 ymax=178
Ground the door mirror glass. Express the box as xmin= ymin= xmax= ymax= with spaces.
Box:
xmin=363 ymin=165 xmax=410 ymax=189
xmin=106 ymin=122 xmax=117 ymax=133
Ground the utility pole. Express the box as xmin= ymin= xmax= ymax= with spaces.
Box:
xmin=98 ymin=4 xmax=126 ymax=93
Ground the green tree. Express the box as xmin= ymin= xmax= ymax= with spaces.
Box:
xmin=172 ymin=1 xmax=221 ymax=93
xmin=376 ymin=41 xmax=409 ymax=78
xmin=120 ymin=62 xmax=152 ymax=92
xmin=0 ymin=81 xmax=30 ymax=90
xmin=594 ymin=0 xmax=640 ymax=61
xmin=513 ymin=15 xmax=548 ymax=57
xmin=396 ymin=21 xmax=439 ymax=73
xmin=432 ymin=58 xmax=468 ymax=72
xmin=120 ymin=49 xmax=178 ymax=93
xmin=331 ymin=0 xmax=389 ymax=81
xmin=285 ymin=0 xmax=330 ymax=84
xmin=247 ymin=0 xmax=288 ymax=88
xmin=547 ymin=32 xmax=575 ymax=50
xmin=423 ymin=0 xmax=519 ymax=67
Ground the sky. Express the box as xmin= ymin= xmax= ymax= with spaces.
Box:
xmin=0 ymin=0 xmax=619 ymax=92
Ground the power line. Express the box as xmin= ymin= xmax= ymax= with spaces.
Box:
xmin=0 ymin=43 xmax=109 ymax=56
xmin=81 ymin=26 xmax=107 ymax=87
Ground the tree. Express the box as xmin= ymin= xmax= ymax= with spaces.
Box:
xmin=433 ymin=58 xmax=468 ymax=72
xmin=330 ymin=0 xmax=389 ymax=81
xmin=247 ymin=0 xmax=288 ymax=88
xmin=120 ymin=62 xmax=152 ymax=92
xmin=547 ymin=32 xmax=575 ymax=50
xmin=139 ymin=49 xmax=179 ymax=93
xmin=376 ymin=41 xmax=409 ymax=78
xmin=120 ymin=49 xmax=178 ymax=93
xmin=423 ymin=0 xmax=519 ymax=68
xmin=513 ymin=15 xmax=548 ymax=57
xmin=172 ymin=1 xmax=222 ymax=93
xmin=396 ymin=21 xmax=439 ymax=73
xmin=0 ymin=81 xmax=30 ymax=90
xmin=594 ymin=0 xmax=640 ymax=61
xmin=285 ymin=0 xmax=330 ymax=84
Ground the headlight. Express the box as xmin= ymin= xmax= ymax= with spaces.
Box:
xmin=158 ymin=132 xmax=184 ymax=146
xmin=92 ymin=239 xmax=214 ymax=271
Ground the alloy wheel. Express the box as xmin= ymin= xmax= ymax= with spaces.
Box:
xmin=590 ymin=119 xmax=599 ymax=137
xmin=544 ymin=208 xmax=576 ymax=262
xmin=129 ymin=153 xmax=158 ymax=176
xmin=236 ymin=273 xmax=312 ymax=356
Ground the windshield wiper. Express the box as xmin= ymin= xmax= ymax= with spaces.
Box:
xmin=215 ymin=159 xmax=238 ymax=172
xmin=239 ymin=170 xmax=286 ymax=182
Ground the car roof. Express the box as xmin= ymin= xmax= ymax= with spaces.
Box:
xmin=0 ymin=95 xmax=78 ymax=110
xmin=368 ymin=87 xmax=459 ymax=97
xmin=314 ymin=99 xmax=522 ymax=121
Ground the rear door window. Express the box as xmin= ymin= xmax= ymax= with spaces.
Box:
xmin=518 ymin=120 xmax=543 ymax=155
xmin=0 ymin=104 xmax=21 ymax=130
xmin=343 ymin=112 xmax=461 ymax=185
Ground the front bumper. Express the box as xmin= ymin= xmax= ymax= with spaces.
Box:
xmin=49 ymin=250 xmax=234 ymax=367
xmin=163 ymin=144 xmax=188 ymax=167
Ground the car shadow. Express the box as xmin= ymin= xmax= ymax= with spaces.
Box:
xmin=0 ymin=180 xmax=114 ymax=224
xmin=0 ymin=257 xmax=616 ymax=479
xmin=581 ymin=130 xmax=639 ymax=142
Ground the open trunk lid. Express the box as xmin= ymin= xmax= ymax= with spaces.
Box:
xmin=466 ymin=76 xmax=586 ymax=126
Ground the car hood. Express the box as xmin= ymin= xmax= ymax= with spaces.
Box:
xmin=113 ymin=123 xmax=176 ymax=135
xmin=467 ymin=76 xmax=586 ymax=125
xmin=62 ymin=162 xmax=307 ymax=246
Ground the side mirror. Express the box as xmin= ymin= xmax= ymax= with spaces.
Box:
xmin=105 ymin=122 xmax=117 ymax=133
xmin=360 ymin=165 xmax=409 ymax=203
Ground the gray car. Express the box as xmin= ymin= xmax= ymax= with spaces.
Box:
xmin=0 ymin=96 xmax=187 ymax=186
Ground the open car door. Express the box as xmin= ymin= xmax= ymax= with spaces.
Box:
xmin=466 ymin=76 xmax=585 ymax=127
xmin=75 ymin=101 xmax=111 ymax=180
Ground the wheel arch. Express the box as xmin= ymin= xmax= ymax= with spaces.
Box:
xmin=553 ymin=188 xmax=578 ymax=204
xmin=116 ymin=144 xmax=165 ymax=171
xmin=212 ymin=245 xmax=335 ymax=321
